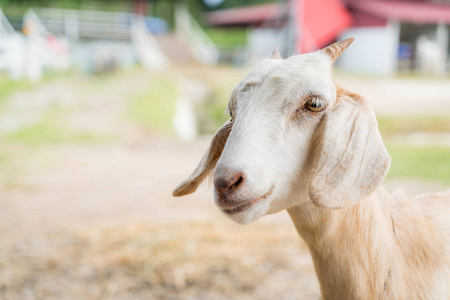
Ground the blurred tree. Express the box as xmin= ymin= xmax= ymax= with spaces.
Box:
xmin=203 ymin=0 xmax=225 ymax=8
xmin=0 ymin=0 xmax=133 ymax=11
xmin=0 ymin=0 xmax=276 ymax=10
xmin=150 ymin=0 xmax=177 ymax=29
xmin=207 ymin=0 xmax=276 ymax=10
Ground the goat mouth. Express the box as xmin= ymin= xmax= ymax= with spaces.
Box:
xmin=222 ymin=187 xmax=274 ymax=215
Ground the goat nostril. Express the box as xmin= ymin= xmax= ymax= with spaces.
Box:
xmin=214 ymin=178 xmax=229 ymax=193
xmin=231 ymin=175 xmax=244 ymax=190
xmin=214 ymin=173 xmax=245 ymax=195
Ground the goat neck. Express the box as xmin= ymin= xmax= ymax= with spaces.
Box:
xmin=287 ymin=186 xmax=405 ymax=299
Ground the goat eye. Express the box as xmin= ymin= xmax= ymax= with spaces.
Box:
xmin=305 ymin=98 xmax=325 ymax=112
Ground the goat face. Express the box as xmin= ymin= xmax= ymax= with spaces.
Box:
xmin=173 ymin=38 xmax=391 ymax=224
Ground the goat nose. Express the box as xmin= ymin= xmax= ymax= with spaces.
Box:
xmin=214 ymin=172 xmax=245 ymax=196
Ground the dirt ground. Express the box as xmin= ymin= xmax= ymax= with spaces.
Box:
xmin=0 ymin=68 xmax=449 ymax=300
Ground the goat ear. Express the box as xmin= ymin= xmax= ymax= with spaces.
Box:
xmin=309 ymin=96 xmax=391 ymax=209
xmin=321 ymin=37 xmax=354 ymax=61
xmin=173 ymin=120 xmax=233 ymax=197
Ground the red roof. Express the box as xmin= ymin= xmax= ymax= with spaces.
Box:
xmin=206 ymin=0 xmax=352 ymax=53
xmin=296 ymin=0 xmax=352 ymax=53
xmin=206 ymin=0 xmax=450 ymax=55
xmin=347 ymin=0 xmax=450 ymax=24
xmin=206 ymin=3 xmax=282 ymax=27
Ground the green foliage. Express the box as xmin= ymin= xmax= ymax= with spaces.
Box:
xmin=209 ymin=0 xmax=276 ymax=10
xmin=205 ymin=28 xmax=248 ymax=47
xmin=0 ymin=0 xmax=131 ymax=10
xmin=386 ymin=143 xmax=450 ymax=184
xmin=152 ymin=0 xmax=176 ymax=28
xmin=127 ymin=76 xmax=178 ymax=133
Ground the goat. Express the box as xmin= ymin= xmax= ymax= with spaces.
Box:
xmin=173 ymin=38 xmax=450 ymax=299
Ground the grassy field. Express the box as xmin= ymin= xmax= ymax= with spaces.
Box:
xmin=127 ymin=76 xmax=178 ymax=133
xmin=377 ymin=115 xmax=450 ymax=183
xmin=0 ymin=79 xmax=34 ymax=107
xmin=5 ymin=112 xmax=102 ymax=146
xmin=386 ymin=144 xmax=450 ymax=184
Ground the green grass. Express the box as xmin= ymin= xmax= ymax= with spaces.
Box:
xmin=127 ymin=76 xmax=178 ymax=133
xmin=126 ymin=74 xmax=231 ymax=134
xmin=0 ymin=79 xmax=34 ymax=106
xmin=4 ymin=109 xmax=110 ymax=146
xmin=0 ymin=108 xmax=112 ymax=188
xmin=6 ymin=121 xmax=99 ymax=146
xmin=386 ymin=143 xmax=450 ymax=184
xmin=205 ymin=28 xmax=248 ymax=48
xmin=0 ymin=144 xmax=34 ymax=190
xmin=195 ymin=82 xmax=229 ymax=133
xmin=0 ymin=149 xmax=14 ymax=170
xmin=378 ymin=115 xmax=450 ymax=183
xmin=377 ymin=115 xmax=450 ymax=136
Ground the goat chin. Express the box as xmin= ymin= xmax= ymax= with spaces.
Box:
xmin=219 ymin=196 xmax=272 ymax=225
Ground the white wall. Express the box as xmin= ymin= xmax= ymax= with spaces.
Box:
xmin=247 ymin=28 xmax=286 ymax=63
xmin=338 ymin=22 xmax=399 ymax=75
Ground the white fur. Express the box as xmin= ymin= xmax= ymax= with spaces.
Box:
xmin=215 ymin=52 xmax=337 ymax=224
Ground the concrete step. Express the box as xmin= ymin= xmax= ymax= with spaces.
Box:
xmin=155 ymin=33 xmax=198 ymax=65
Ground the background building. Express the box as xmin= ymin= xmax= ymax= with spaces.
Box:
xmin=206 ymin=0 xmax=450 ymax=75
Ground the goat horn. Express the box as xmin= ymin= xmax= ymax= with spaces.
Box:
xmin=321 ymin=37 xmax=354 ymax=61
xmin=272 ymin=46 xmax=281 ymax=59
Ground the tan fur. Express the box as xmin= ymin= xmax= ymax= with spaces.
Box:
xmin=288 ymin=186 xmax=450 ymax=299
xmin=335 ymin=83 xmax=363 ymax=102
xmin=309 ymin=92 xmax=391 ymax=209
